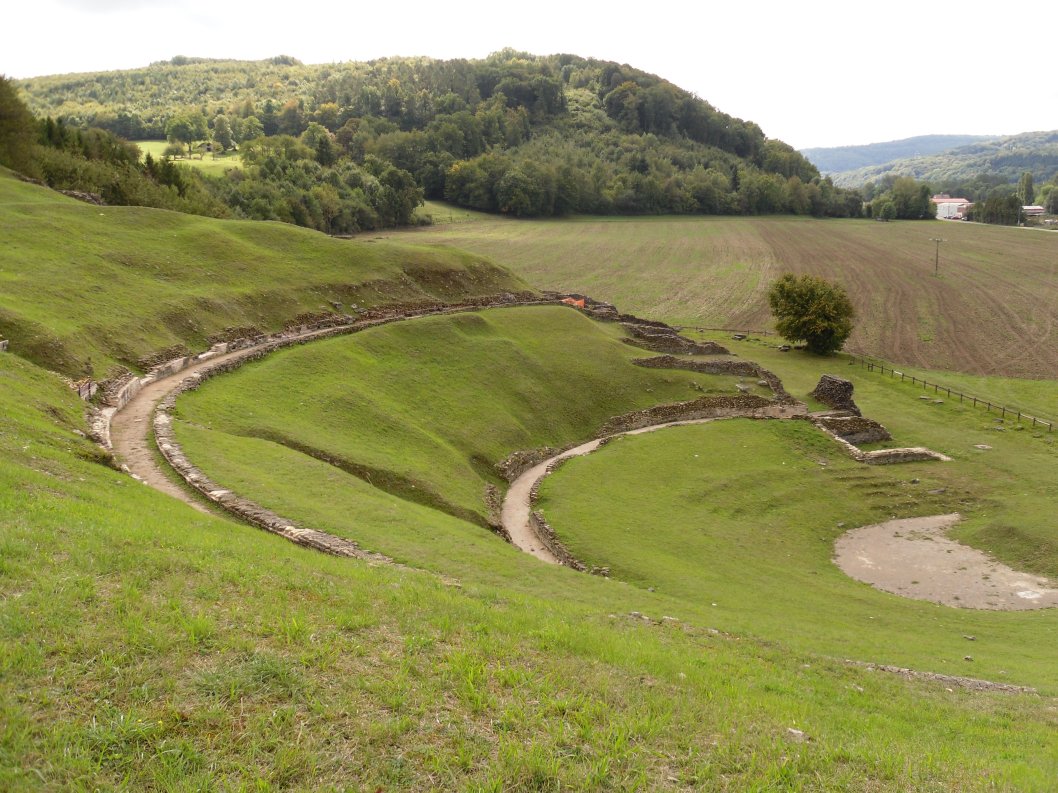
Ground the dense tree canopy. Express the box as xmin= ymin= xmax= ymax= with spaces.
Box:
xmin=0 ymin=76 xmax=39 ymax=176
xmin=768 ymin=273 xmax=855 ymax=355
xmin=16 ymin=52 xmax=865 ymax=221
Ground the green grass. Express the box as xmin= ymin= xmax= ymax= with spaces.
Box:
xmin=172 ymin=308 xmax=1058 ymax=685
xmin=5 ymin=310 xmax=1058 ymax=790
xmin=0 ymin=168 xmax=525 ymax=376
xmin=138 ymin=139 xmax=243 ymax=174
xmin=173 ymin=306 xmax=747 ymax=554
xmin=387 ymin=207 xmax=1058 ymax=378
xmin=538 ymin=418 xmax=1058 ymax=683
xmin=6 ymin=180 xmax=1058 ymax=787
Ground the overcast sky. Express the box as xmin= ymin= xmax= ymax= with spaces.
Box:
xmin=6 ymin=0 xmax=1052 ymax=149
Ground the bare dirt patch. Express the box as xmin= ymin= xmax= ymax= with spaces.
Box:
xmin=835 ymin=514 xmax=1058 ymax=610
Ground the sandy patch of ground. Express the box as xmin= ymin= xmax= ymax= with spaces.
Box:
xmin=835 ymin=514 xmax=1058 ymax=610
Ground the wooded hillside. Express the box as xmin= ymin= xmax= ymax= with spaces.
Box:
xmin=17 ymin=52 xmax=862 ymax=220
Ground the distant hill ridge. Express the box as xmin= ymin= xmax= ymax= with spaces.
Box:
xmin=801 ymin=135 xmax=996 ymax=174
xmin=812 ymin=130 xmax=1058 ymax=188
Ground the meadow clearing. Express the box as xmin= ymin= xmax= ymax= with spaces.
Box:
xmin=137 ymin=139 xmax=242 ymax=175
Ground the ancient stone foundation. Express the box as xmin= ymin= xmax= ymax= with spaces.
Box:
xmin=622 ymin=323 xmax=729 ymax=356
xmin=815 ymin=415 xmax=892 ymax=445
xmin=632 ymin=355 xmax=797 ymax=405
xmin=598 ymin=394 xmax=792 ymax=435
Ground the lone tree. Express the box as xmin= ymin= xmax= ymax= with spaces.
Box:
xmin=768 ymin=273 xmax=855 ymax=355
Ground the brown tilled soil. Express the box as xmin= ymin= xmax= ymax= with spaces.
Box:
xmin=402 ymin=217 xmax=1058 ymax=377
xmin=835 ymin=514 xmax=1058 ymax=610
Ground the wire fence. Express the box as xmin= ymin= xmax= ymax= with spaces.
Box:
xmin=847 ymin=354 xmax=1053 ymax=432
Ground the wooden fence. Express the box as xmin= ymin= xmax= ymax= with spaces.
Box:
xmin=677 ymin=325 xmax=774 ymax=337
xmin=848 ymin=355 xmax=1053 ymax=431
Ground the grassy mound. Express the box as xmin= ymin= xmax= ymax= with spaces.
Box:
xmin=0 ymin=169 xmax=524 ymax=377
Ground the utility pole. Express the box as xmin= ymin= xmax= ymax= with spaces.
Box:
xmin=929 ymin=237 xmax=945 ymax=277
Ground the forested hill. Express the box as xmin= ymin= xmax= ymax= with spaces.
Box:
xmin=826 ymin=130 xmax=1058 ymax=189
xmin=802 ymin=134 xmax=995 ymax=175
xmin=15 ymin=52 xmax=862 ymax=220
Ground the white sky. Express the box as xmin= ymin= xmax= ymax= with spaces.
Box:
xmin=6 ymin=0 xmax=1052 ymax=149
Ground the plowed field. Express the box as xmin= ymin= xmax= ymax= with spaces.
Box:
xmin=397 ymin=214 xmax=1058 ymax=377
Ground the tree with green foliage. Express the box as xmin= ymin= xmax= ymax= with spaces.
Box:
xmin=1018 ymin=171 xmax=1034 ymax=205
xmin=1044 ymin=178 xmax=1058 ymax=214
xmin=237 ymin=115 xmax=264 ymax=143
xmin=0 ymin=75 xmax=40 ymax=177
xmin=165 ymin=112 xmax=207 ymax=156
xmin=212 ymin=114 xmax=234 ymax=151
xmin=768 ymin=273 xmax=855 ymax=355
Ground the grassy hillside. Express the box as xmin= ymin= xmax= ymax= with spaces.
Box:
xmin=3 ymin=199 xmax=1058 ymax=785
xmin=392 ymin=211 xmax=1058 ymax=378
xmin=108 ymin=305 xmax=1058 ymax=788
xmin=171 ymin=306 xmax=750 ymax=567
xmin=170 ymin=308 xmax=1058 ymax=680
xmin=0 ymin=168 xmax=524 ymax=376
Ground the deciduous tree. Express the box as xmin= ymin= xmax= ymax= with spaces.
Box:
xmin=768 ymin=273 xmax=855 ymax=355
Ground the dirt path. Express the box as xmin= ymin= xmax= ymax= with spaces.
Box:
xmin=501 ymin=414 xmax=796 ymax=563
xmin=835 ymin=514 xmax=1058 ymax=610
xmin=109 ymin=326 xmax=353 ymax=515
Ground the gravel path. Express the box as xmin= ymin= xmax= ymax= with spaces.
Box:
xmin=835 ymin=514 xmax=1058 ymax=610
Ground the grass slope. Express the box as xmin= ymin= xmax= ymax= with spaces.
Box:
xmin=4 ymin=310 xmax=1058 ymax=790
xmin=172 ymin=306 xmax=749 ymax=552
xmin=172 ymin=309 xmax=1058 ymax=682
xmin=0 ymin=169 xmax=524 ymax=377
xmin=391 ymin=211 xmax=1058 ymax=378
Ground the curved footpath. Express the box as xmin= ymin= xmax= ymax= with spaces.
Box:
xmin=501 ymin=408 xmax=801 ymax=564
xmin=110 ymin=323 xmax=365 ymax=514
xmin=106 ymin=300 xmax=552 ymax=561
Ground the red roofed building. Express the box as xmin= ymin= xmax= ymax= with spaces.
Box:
xmin=931 ymin=194 xmax=972 ymax=220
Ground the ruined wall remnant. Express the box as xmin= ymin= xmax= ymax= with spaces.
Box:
xmin=811 ymin=375 xmax=861 ymax=416
xmin=815 ymin=415 xmax=892 ymax=446
xmin=621 ymin=323 xmax=729 ymax=356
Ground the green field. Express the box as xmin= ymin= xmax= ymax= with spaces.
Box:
xmin=389 ymin=208 xmax=1058 ymax=378
xmin=138 ymin=139 xmax=243 ymax=174
xmin=6 ymin=173 xmax=1058 ymax=789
